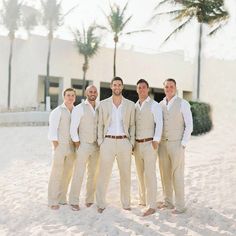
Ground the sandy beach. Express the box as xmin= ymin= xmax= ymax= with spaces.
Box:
xmin=0 ymin=113 xmax=235 ymax=236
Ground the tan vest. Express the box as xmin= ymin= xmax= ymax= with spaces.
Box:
xmin=160 ymin=97 xmax=184 ymax=141
xmin=135 ymin=99 xmax=155 ymax=139
xmin=78 ymin=102 xmax=98 ymax=143
xmin=58 ymin=107 xmax=72 ymax=144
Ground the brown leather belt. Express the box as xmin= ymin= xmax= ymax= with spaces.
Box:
xmin=135 ymin=137 xmax=153 ymax=143
xmin=105 ymin=135 xmax=127 ymax=139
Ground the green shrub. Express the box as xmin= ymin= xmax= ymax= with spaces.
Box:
xmin=189 ymin=101 xmax=213 ymax=135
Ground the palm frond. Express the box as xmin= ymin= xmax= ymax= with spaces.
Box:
xmin=96 ymin=24 xmax=110 ymax=32
xmin=120 ymin=1 xmax=129 ymax=19
xmin=208 ymin=20 xmax=228 ymax=36
xmin=2 ymin=0 xmax=22 ymax=34
xmin=120 ymin=15 xmax=132 ymax=31
xmin=124 ymin=29 xmax=151 ymax=35
xmin=162 ymin=16 xmax=193 ymax=43
xmin=62 ymin=3 xmax=79 ymax=17
xmin=150 ymin=9 xmax=185 ymax=23
xmin=153 ymin=0 xmax=172 ymax=11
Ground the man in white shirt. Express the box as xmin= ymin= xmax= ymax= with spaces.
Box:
xmin=48 ymin=88 xmax=76 ymax=210
xmin=158 ymin=78 xmax=193 ymax=214
xmin=68 ymin=85 xmax=99 ymax=211
xmin=134 ymin=79 xmax=163 ymax=216
xmin=96 ymin=77 xmax=135 ymax=213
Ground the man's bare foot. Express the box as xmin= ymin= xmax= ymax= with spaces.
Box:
xmin=172 ymin=209 xmax=185 ymax=214
xmin=97 ymin=208 xmax=105 ymax=213
xmin=50 ymin=205 xmax=60 ymax=210
xmin=123 ymin=207 xmax=131 ymax=211
xmin=71 ymin=204 xmax=80 ymax=211
xmin=86 ymin=203 xmax=93 ymax=208
xmin=157 ymin=202 xmax=174 ymax=209
xmin=143 ymin=208 xmax=156 ymax=216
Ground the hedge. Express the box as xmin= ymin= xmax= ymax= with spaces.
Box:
xmin=189 ymin=101 xmax=213 ymax=135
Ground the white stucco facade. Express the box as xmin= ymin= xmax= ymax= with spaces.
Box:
xmin=0 ymin=35 xmax=195 ymax=110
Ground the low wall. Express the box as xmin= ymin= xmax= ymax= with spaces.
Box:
xmin=0 ymin=111 xmax=50 ymax=126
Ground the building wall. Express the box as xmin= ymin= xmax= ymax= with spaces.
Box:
xmin=199 ymin=57 xmax=236 ymax=122
xmin=0 ymin=35 xmax=194 ymax=109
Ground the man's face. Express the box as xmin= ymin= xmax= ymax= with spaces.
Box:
xmin=137 ymin=82 xmax=149 ymax=99
xmin=64 ymin=91 xmax=76 ymax=105
xmin=86 ymin=86 xmax=98 ymax=102
xmin=111 ymin=80 xmax=123 ymax=96
xmin=164 ymin=81 xmax=176 ymax=98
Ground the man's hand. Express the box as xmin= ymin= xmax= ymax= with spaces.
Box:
xmin=74 ymin=141 xmax=80 ymax=149
xmin=52 ymin=141 xmax=59 ymax=149
xmin=152 ymin=141 xmax=159 ymax=150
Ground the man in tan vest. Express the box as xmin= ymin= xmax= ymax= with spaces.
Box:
xmin=134 ymin=79 xmax=163 ymax=216
xmin=48 ymin=88 xmax=76 ymax=210
xmin=158 ymin=78 xmax=193 ymax=214
xmin=68 ymin=85 xmax=99 ymax=211
xmin=96 ymin=77 xmax=135 ymax=213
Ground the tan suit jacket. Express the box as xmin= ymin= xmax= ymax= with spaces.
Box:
xmin=97 ymin=96 xmax=135 ymax=146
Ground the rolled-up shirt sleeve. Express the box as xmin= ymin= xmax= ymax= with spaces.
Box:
xmin=151 ymin=101 xmax=163 ymax=142
xmin=181 ymin=100 xmax=193 ymax=147
xmin=70 ymin=105 xmax=84 ymax=142
xmin=48 ymin=108 xmax=61 ymax=141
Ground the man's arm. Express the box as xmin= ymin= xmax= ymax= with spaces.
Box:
xmin=97 ymin=104 xmax=104 ymax=146
xmin=70 ymin=105 xmax=83 ymax=148
xmin=181 ymin=100 xmax=193 ymax=147
xmin=152 ymin=101 xmax=163 ymax=142
xmin=48 ymin=107 xmax=61 ymax=148
xmin=152 ymin=101 xmax=163 ymax=149
xmin=129 ymin=102 xmax=135 ymax=147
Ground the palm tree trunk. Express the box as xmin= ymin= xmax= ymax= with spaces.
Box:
xmin=113 ymin=40 xmax=117 ymax=77
xmin=196 ymin=23 xmax=203 ymax=100
xmin=45 ymin=34 xmax=52 ymax=111
xmin=7 ymin=37 xmax=14 ymax=110
xmin=82 ymin=68 xmax=87 ymax=99
xmin=82 ymin=59 xmax=88 ymax=99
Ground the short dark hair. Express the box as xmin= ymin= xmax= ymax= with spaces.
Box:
xmin=136 ymin=79 xmax=149 ymax=88
xmin=111 ymin=76 xmax=123 ymax=85
xmin=163 ymin=78 xmax=176 ymax=86
xmin=63 ymin=88 xmax=76 ymax=96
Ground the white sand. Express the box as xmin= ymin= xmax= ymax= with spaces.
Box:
xmin=0 ymin=115 xmax=235 ymax=236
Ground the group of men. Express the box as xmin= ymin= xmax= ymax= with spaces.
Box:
xmin=47 ymin=77 xmax=193 ymax=216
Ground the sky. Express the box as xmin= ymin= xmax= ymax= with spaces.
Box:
xmin=1 ymin=0 xmax=236 ymax=60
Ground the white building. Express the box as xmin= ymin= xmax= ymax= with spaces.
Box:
xmin=0 ymin=35 xmax=194 ymax=110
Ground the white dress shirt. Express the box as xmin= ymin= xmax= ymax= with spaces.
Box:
xmin=106 ymin=102 xmax=126 ymax=136
xmin=70 ymin=99 xmax=99 ymax=142
xmin=163 ymin=95 xmax=193 ymax=146
xmin=48 ymin=103 xmax=73 ymax=141
xmin=135 ymin=96 xmax=163 ymax=142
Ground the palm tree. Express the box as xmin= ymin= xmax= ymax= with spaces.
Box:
xmin=41 ymin=0 xmax=62 ymax=111
xmin=151 ymin=0 xmax=229 ymax=100
xmin=73 ymin=25 xmax=100 ymax=99
xmin=99 ymin=1 xmax=149 ymax=77
xmin=41 ymin=0 xmax=79 ymax=110
xmin=1 ymin=0 xmax=21 ymax=109
xmin=1 ymin=0 xmax=38 ymax=109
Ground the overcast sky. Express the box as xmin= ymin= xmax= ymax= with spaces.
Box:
xmin=2 ymin=0 xmax=236 ymax=60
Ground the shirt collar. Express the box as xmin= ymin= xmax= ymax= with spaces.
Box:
xmin=111 ymin=96 xmax=124 ymax=107
xmin=61 ymin=103 xmax=74 ymax=111
xmin=136 ymin=96 xmax=151 ymax=106
xmin=84 ymin=99 xmax=99 ymax=110
xmin=164 ymin=95 xmax=177 ymax=105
